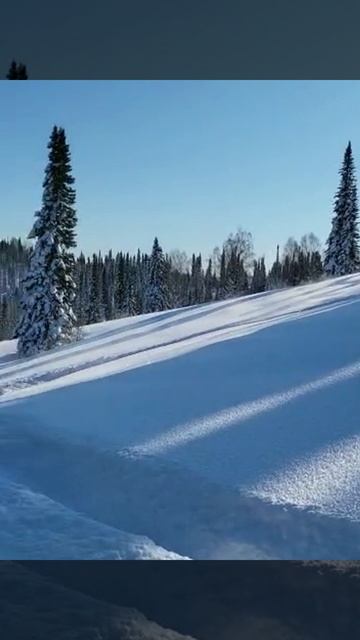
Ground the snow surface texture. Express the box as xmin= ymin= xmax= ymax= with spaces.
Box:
xmin=0 ymin=475 xmax=186 ymax=560
xmin=0 ymin=562 xmax=197 ymax=640
xmin=1 ymin=274 xmax=360 ymax=558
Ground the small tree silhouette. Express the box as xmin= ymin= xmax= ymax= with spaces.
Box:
xmin=6 ymin=60 xmax=28 ymax=79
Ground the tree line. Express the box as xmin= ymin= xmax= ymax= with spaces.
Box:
xmin=0 ymin=231 xmax=325 ymax=344
xmin=0 ymin=126 xmax=358 ymax=355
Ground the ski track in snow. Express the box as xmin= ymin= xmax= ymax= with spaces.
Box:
xmin=0 ymin=281 xmax=358 ymax=400
xmin=0 ymin=311 xmax=323 ymax=396
xmin=1 ymin=274 xmax=360 ymax=558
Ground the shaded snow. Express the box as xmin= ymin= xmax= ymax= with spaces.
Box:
xmin=0 ymin=475 xmax=186 ymax=560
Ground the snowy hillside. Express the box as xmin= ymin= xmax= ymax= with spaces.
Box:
xmin=1 ymin=273 xmax=360 ymax=558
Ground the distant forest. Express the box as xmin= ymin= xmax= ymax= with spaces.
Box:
xmin=0 ymin=230 xmax=324 ymax=341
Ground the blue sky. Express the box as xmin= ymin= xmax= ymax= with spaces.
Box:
xmin=0 ymin=80 xmax=359 ymax=265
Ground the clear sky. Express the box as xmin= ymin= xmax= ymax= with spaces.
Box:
xmin=0 ymin=80 xmax=359 ymax=265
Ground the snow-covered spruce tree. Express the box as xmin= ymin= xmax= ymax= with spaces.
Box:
xmin=15 ymin=126 xmax=78 ymax=357
xmin=324 ymin=141 xmax=360 ymax=276
xmin=15 ymin=230 xmax=74 ymax=356
xmin=29 ymin=126 xmax=78 ymax=309
xmin=145 ymin=237 xmax=170 ymax=312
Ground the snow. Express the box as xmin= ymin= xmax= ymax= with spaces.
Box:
xmin=1 ymin=273 xmax=360 ymax=558
xmin=0 ymin=475 xmax=187 ymax=560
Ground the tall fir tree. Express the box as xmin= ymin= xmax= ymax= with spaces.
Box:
xmin=15 ymin=127 xmax=78 ymax=356
xmin=324 ymin=141 xmax=360 ymax=276
xmin=145 ymin=237 xmax=170 ymax=312
xmin=29 ymin=126 xmax=77 ymax=314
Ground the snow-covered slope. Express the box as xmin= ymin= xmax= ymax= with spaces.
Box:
xmin=0 ymin=476 xmax=186 ymax=560
xmin=1 ymin=274 xmax=360 ymax=558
